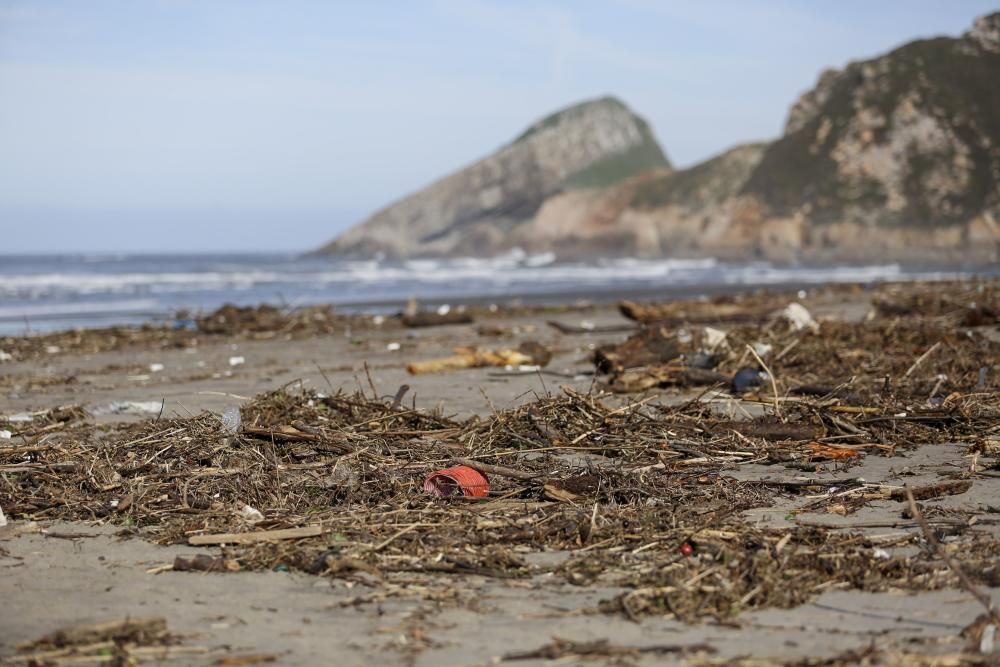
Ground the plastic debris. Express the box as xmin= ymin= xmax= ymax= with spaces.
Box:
xmin=0 ymin=351 xmax=12 ymax=362
xmin=220 ymin=406 xmax=242 ymax=435
xmin=752 ymin=342 xmax=773 ymax=358
xmin=149 ymin=363 xmax=165 ymax=373
xmin=731 ymin=367 xmax=765 ymax=394
xmin=0 ymin=503 xmax=6 ymax=527
xmin=45 ymin=345 xmax=61 ymax=354
xmin=386 ymin=342 xmax=401 ymax=351
xmin=90 ymin=401 xmax=163 ymax=417
xmin=872 ymin=547 xmax=891 ymax=560
xmin=782 ymin=302 xmax=819 ymax=332
xmin=0 ymin=430 xmax=11 ymax=439
xmin=228 ymin=356 xmax=245 ymax=367
xmin=685 ymin=351 xmax=718 ymax=370
xmin=238 ymin=503 xmax=264 ymax=524
xmin=981 ymin=624 xmax=996 ymax=655
xmin=702 ymin=327 xmax=727 ymax=351
xmin=4 ymin=413 xmax=34 ymax=423
xmin=423 ymin=465 xmax=490 ymax=498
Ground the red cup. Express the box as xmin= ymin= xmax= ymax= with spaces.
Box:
xmin=423 ymin=466 xmax=490 ymax=498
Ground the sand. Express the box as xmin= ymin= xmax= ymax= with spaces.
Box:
xmin=2 ymin=286 xmax=999 ymax=665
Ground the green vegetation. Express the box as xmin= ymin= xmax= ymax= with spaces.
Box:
xmin=631 ymin=144 xmax=765 ymax=209
xmin=562 ymin=133 xmax=669 ymax=190
xmin=742 ymin=34 xmax=1000 ymax=228
xmin=512 ymin=95 xmax=628 ymax=144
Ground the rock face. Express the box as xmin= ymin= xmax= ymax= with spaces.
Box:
xmin=315 ymin=97 xmax=669 ymax=258
xmin=731 ymin=12 xmax=1000 ymax=261
xmin=315 ymin=13 xmax=1000 ymax=264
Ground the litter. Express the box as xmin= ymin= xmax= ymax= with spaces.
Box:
xmin=238 ymin=503 xmax=265 ymax=524
xmin=423 ymin=466 xmax=490 ymax=498
xmin=731 ymin=367 xmax=765 ymax=394
xmin=4 ymin=413 xmax=34 ymax=423
xmin=0 ymin=351 xmax=12 ymax=362
xmin=149 ymin=363 xmax=165 ymax=373
xmin=0 ymin=430 xmax=11 ymax=439
xmin=782 ymin=302 xmax=819 ymax=332
xmin=702 ymin=327 xmax=727 ymax=351
xmin=0 ymin=503 xmax=6 ymax=527
xmin=220 ymin=406 xmax=242 ymax=434
xmin=229 ymin=356 xmax=245 ymax=367
xmin=386 ymin=342 xmax=401 ymax=351
xmin=90 ymin=401 xmax=164 ymax=417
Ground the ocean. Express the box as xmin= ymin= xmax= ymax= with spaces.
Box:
xmin=0 ymin=252 xmax=988 ymax=335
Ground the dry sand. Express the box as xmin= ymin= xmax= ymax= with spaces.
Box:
xmin=2 ymin=286 xmax=999 ymax=665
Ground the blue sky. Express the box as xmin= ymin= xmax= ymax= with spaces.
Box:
xmin=1 ymin=0 xmax=995 ymax=252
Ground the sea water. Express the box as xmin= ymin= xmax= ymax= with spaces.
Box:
xmin=0 ymin=251 xmax=987 ymax=334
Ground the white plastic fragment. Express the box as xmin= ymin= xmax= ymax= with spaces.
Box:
xmin=0 ymin=430 xmax=11 ymax=439
xmin=90 ymin=401 xmax=163 ymax=417
xmin=782 ymin=302 xmax=819 ymax=332
xmin=981 ymin=624 xmax=996 ymax=654
xmin=5 ymin=413 xmax=33 ymax=423
xmin=45 ymin=345 xmax=61 ymax=354
xmin=149 ymin=363 xmax=165 ymax=373
xmin=752 ymin=342 xmax=773 ymax=358
xmin=372 ymin=315 xmax=386 ymax=326
xmin=872 ymin=547 xmax=891 ymax=560
xmin=436 ymin=304 xmax=451 ymax=316
xmin=386 ymin=342 xmax=401 ymax=351
xmin=238 ymin=503 xmax=264 ymax=524
xmin=702 ymin=327 xmax=728 ymax=351
xmin=228 ymin=356 xmax=245 ymax=367
xmin=0 ymin=351 xmax=12 ymax=362
xmin=220 ymin=406 xmax=242 ymax=435
xmin=0 ymin=503 xmax=6 ymax=527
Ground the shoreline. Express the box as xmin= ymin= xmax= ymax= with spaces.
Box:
xmin=1 ymin=278 xmax=999 ymax=664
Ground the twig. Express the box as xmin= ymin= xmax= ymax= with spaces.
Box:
xmin=904 ymin=484 xmax=1000 ymax=625
xmin=452 ymin=457 xmax=539 ymax=481
xmin=904 ymin=341 xmax=941 ymax=378
xmin=745 ymin=344 xmax=780 ymax=417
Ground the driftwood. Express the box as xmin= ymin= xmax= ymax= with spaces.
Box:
xmin=608 ymin=366 xmax=729 ymax=393
xmin=452 ymin=457 xmax=539 ymax=481
xmin=619 ymin=300 xmax=769 ymax=325
xmin=892 ymin=479 xmax=972 ymax=502
xmin=401 ymin=311 xmax=474 ymax=328
xmin=188 ymin=525 xmax=326 ymax=545
xmin=18 ymin=618 xmax=168 ymax=649
xmin=595 ymin=326 xmax=680 ymax=374
xmin=407 ymin=342 xmax=551 ymax=375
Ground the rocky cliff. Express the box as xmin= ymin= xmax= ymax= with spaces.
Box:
xmin=314 ymin=96 xmax=669 ymax=258
xmin=314 ymin=13 xmax=1000 ymax=264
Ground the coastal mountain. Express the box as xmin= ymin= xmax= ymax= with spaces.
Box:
xmin=315 ymin=12 xmax=1000 ymax=263
xmin=314 ymin=97 xmax=669 ymax=258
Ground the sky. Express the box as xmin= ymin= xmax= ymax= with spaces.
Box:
xmin=1 ymin=1 xmax=996 ymax=253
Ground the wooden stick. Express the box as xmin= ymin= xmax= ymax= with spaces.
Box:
xmin=188 ymin=525 xmax=325 ymax=546
xmin=452 ymin=457 xmax=539 ymax=481
xmin=904 ymin=341 xmax=941 ymax=378
xmin=904 ymin=484 xmax=1000 ymax=625
xmin=745 ymin=344 xmax=781 ymax=418
xmin=406 ymin=349 xmax=535 ymax=375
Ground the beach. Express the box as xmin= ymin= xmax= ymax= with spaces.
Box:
xmin=2 ymin=279 xmax=999 ymax=666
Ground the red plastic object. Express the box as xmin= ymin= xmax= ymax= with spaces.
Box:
xmin=680 ymin=542 xmax=694 ymax=557
xmin=423 ymin=466 xmax=490 ymax=498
